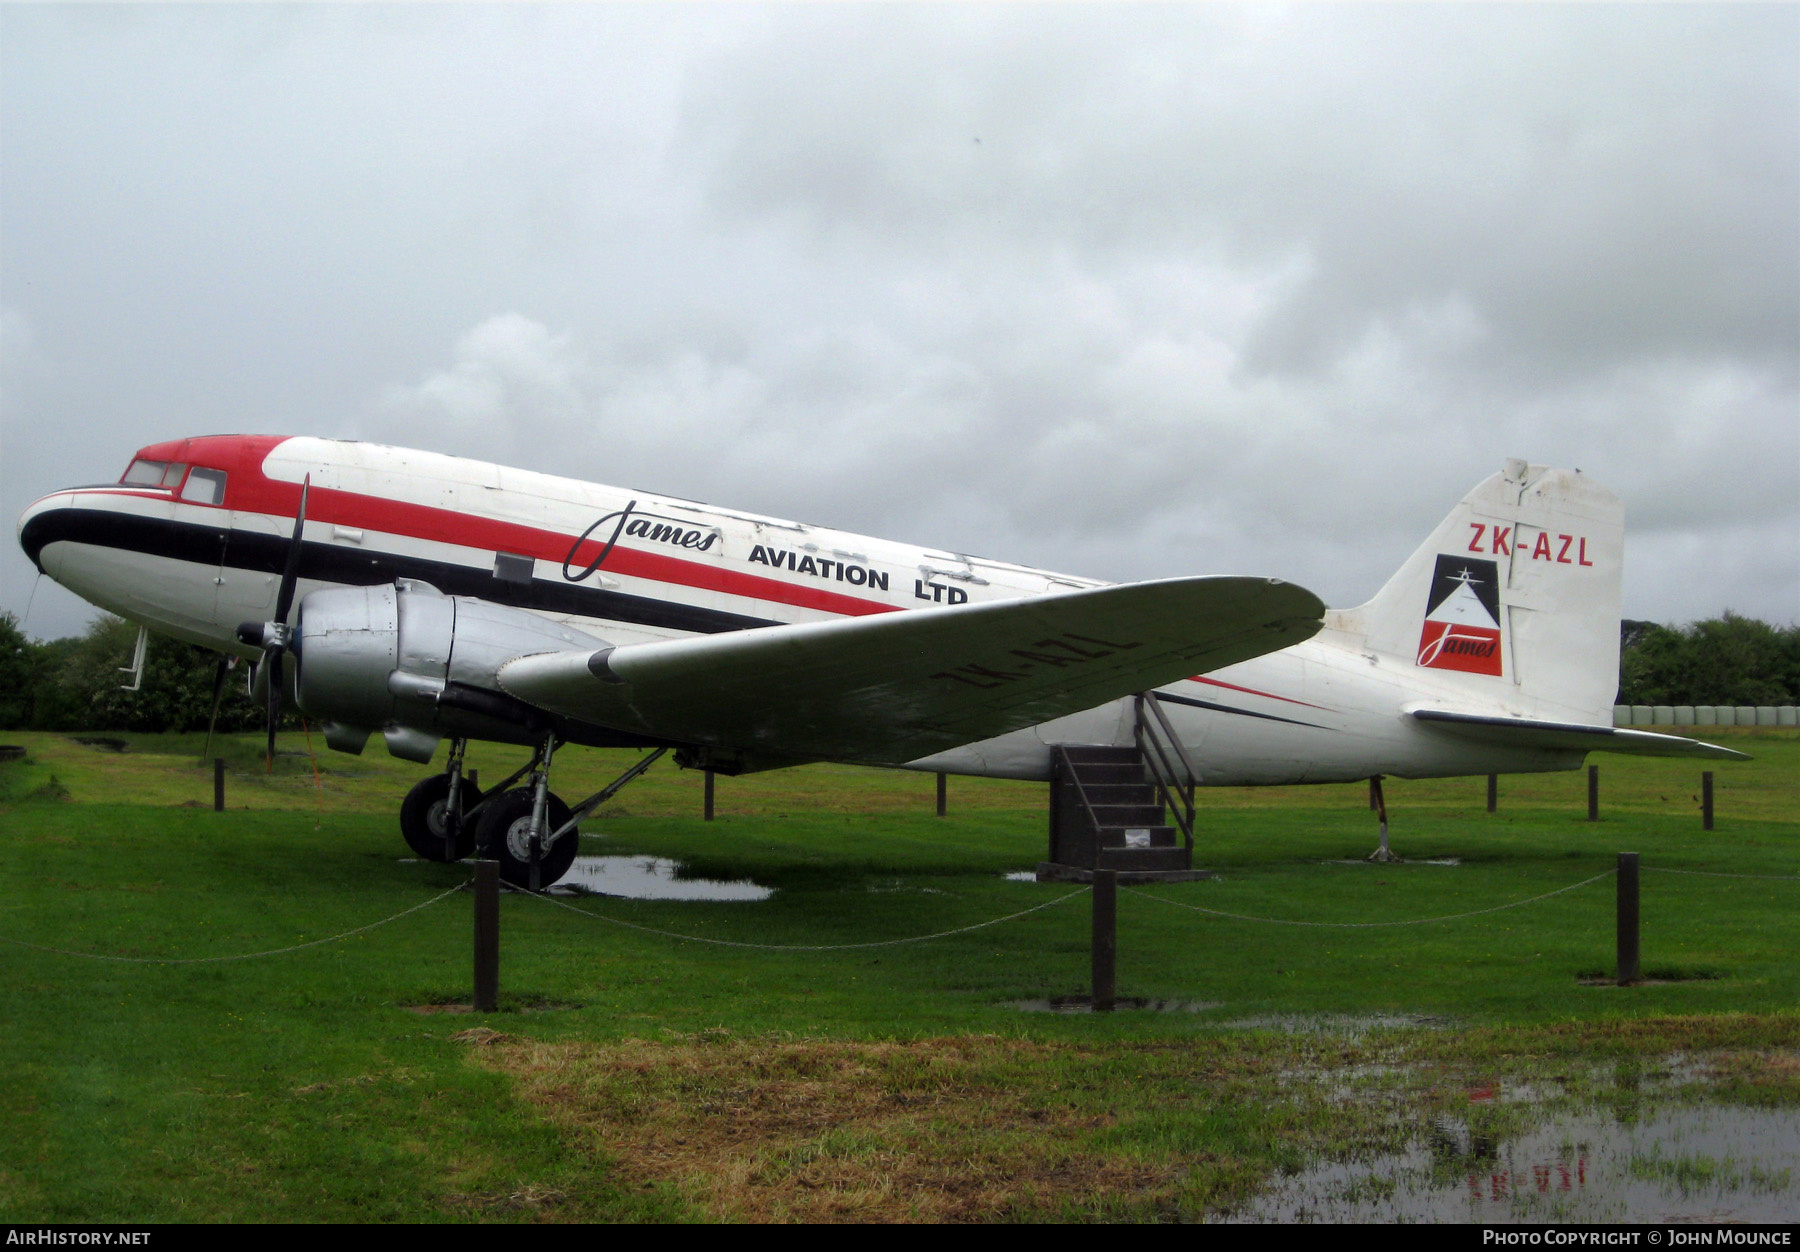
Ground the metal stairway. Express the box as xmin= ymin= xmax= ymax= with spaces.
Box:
xmin=1039 ymin=693 xmax=1209 ymax=882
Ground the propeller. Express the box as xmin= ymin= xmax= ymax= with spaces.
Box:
xmin=236 ymin=476 xmax=309 ymax=771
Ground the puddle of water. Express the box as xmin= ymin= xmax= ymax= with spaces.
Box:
xmin=869 ymin=878 xmax=949 ymax=895
xmin=1322 ymin=858 xmax=1461 ymax=867
xmin=1232 ymin=1104 xmax=1800 ymax=1223
xmin=1011 ymin=996 xmax=1223 ymax=1014
xmin=1216 ymin=1013 xmax=1455 ymax=1037
xmin=549 ymin=856 xmax=773 ymax=902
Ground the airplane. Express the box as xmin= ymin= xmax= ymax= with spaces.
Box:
xmin=17 ymin=435 xmax=1745 ymax=887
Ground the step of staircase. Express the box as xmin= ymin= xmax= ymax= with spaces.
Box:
xmin=1089 ymin=804 xmax=1168 ymax=828
xmin=1097 ymin=824 xmax=1178 ymax=850
xmin=1065 ymin=762 xmax=1151 ymax=786
xmin=1078 ymin=782 xmax=1160 ymax=807
xmin=1095 ymin=845 xmax=1192 ymax=872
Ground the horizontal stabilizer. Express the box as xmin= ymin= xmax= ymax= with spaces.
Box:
xmin=500 ymin=576 xmax=1324 ymax=769
xmin=1411 ymin=709 xmax=1751 ymax=761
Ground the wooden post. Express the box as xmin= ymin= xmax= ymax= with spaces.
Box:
xmin=936 ymin=771 xmax=947 ymax=818
xmin=1702 ymin=771 xmax=1714 ymax=831
xmin=1588 ymin=765 xmax=1600 ymax=822
xmin=473 ymin=860 xmax=499 ymax=1012
xmin=1486 ymin=773 xmax=1497 ymax=814
xmin=213 ymin=758 xmax=226 ymax=812
xmin=1091 ymin=869 xmax=1117 ymax=1012
xmin=703 ymin=769 xmax=715 ymax=821
xmin=1616 ymin=852 xmax=1640 ymax=986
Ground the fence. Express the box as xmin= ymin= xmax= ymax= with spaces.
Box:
xmin=1614 ymin=704 xmax=1797 ymax=728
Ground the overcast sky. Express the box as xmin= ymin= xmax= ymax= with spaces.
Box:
xmin=4 ymin=3 xmax=1796 ymax=642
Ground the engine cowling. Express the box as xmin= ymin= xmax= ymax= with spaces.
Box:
xmin=292 ymin=580 xmax=609 ymax=761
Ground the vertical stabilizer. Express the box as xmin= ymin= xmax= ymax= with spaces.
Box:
xmin=1329 ymin=461 xmax=1624 ymax=724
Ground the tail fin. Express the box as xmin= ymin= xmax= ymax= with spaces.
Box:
xmin=1328 ymin=459 xmax=1623 ymax=724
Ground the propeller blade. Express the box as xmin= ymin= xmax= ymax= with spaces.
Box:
xmin=261 ymin=475 xmax=309 ymax=772
xmin=273 ymin=476 xmax=310 ymax=627
xmin=201 ymin=653 xmax=230 ymax=765
xmin=265 ymin=647 xmax=283 ymax=771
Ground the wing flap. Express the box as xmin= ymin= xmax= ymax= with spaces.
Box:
xmin=500 ymin=576 xmax=1323 ymax=767
xmin=1411 ymin=709 xmax=1751 ymax=761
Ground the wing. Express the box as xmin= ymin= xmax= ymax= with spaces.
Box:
xmin=1411 ymin=709 xmax=1751 ymax=761
xmin=499 ymin=576 xmax=1324 ymax=769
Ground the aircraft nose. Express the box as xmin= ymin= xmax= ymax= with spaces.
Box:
xmin=18 ymin=490 xmax=77 ymax=573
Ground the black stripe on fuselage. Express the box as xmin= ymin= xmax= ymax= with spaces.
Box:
xmin=21 ymin=507 xmax=781 ymax=635
xmin=1152 ymin=688 xmax=1328 ymax=730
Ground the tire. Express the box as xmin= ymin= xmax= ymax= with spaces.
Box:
xmin=399 ymin=773 xmax=485 ymax=863
xmin=474 ymin=788 xmax=578 ymax=889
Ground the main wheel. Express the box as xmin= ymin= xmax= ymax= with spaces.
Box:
xmin=474 ymin=788 xmax=579 ymax=889
xmin=399 ymin=773 xmax=485 ymax=863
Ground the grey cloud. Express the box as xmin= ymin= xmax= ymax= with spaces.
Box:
xmin=2 ymin=4 xmax=1794 ymax=643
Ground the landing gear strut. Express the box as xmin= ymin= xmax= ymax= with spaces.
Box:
xmin=1365 ymin=774 xmax=1403 ymax=863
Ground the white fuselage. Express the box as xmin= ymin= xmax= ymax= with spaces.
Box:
xmin=19 ymin=435 xmax=1587 ymax=784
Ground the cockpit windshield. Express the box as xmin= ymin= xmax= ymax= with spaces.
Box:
xmin=122 ymin=459 xmax=187 ymax=488
xmin=120 ymin=458 xmax=226 ymax=503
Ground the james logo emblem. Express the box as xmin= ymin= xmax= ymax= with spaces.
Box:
xmin=1417 ymin=555 xmax=1503 ymax=676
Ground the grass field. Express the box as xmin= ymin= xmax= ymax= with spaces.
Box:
xmin=1 ymin=728 xmax=1795 ymax=1221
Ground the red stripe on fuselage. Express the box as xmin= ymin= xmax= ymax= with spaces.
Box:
xmin=1184 ymin=675 xmax=1325 ymax=709
xmin=134 ymin=434 xmax=901 ymax=620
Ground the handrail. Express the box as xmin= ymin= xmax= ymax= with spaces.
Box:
xmin=1134 ymin=693 xmax=1197 ymax=850
xmin=1137 ymin=731 xmax=1193 ymax=850
xmin=1052 ymin=745 xmax=1108 ymax=840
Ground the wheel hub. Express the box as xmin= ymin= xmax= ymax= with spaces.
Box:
xmin=504 ymin=815 xmax=543 ymax=862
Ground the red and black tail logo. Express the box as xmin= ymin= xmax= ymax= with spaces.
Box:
xmin=1417 ymin=556 xmax=1503 ymax=676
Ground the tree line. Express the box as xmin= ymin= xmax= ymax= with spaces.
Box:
xmin=1 ymin=608 xmax=1795 ymax=733
xmin=0 ymin=612 xmax=270 ymax=734
xmin=1617 ymin=613 xmax=1800 ymax=708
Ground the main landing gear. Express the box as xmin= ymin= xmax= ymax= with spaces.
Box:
xmin=397 ymin=736 xmax=669 ymax=890
xmin=399 ymin=739 xmax=484 ymax=862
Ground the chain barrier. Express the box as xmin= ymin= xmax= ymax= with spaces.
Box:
xmin=8 ymin=859 xmax=1789 ymax=968
xmin=508 ymin=880 xmax=1091 ymax=950
xmin=0 ymin=878 xmax=471 ymax=965
xmin=1130 ymin=870 xmax=1616 ymax=929
xmin=1644 ymin=867 xmax=1800 ymax=882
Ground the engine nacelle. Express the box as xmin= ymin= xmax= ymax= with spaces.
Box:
xmin=293 ymin=580 xmax=609 ymax=761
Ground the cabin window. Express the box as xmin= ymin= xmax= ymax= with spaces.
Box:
xmin=181 ymin=467 xmax=228 ymax=505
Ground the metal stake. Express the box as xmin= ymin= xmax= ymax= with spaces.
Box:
xmin=936 ymin=771 xmax=947 ymax=818
xmin=1702 ymin=771 xmax=1714 ymax=831
xmin=1588 ymin=765 xmax=1600 ymax=822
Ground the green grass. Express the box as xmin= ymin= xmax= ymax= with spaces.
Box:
xmin=0 ymin=729 xmax=1795 ymax=1221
